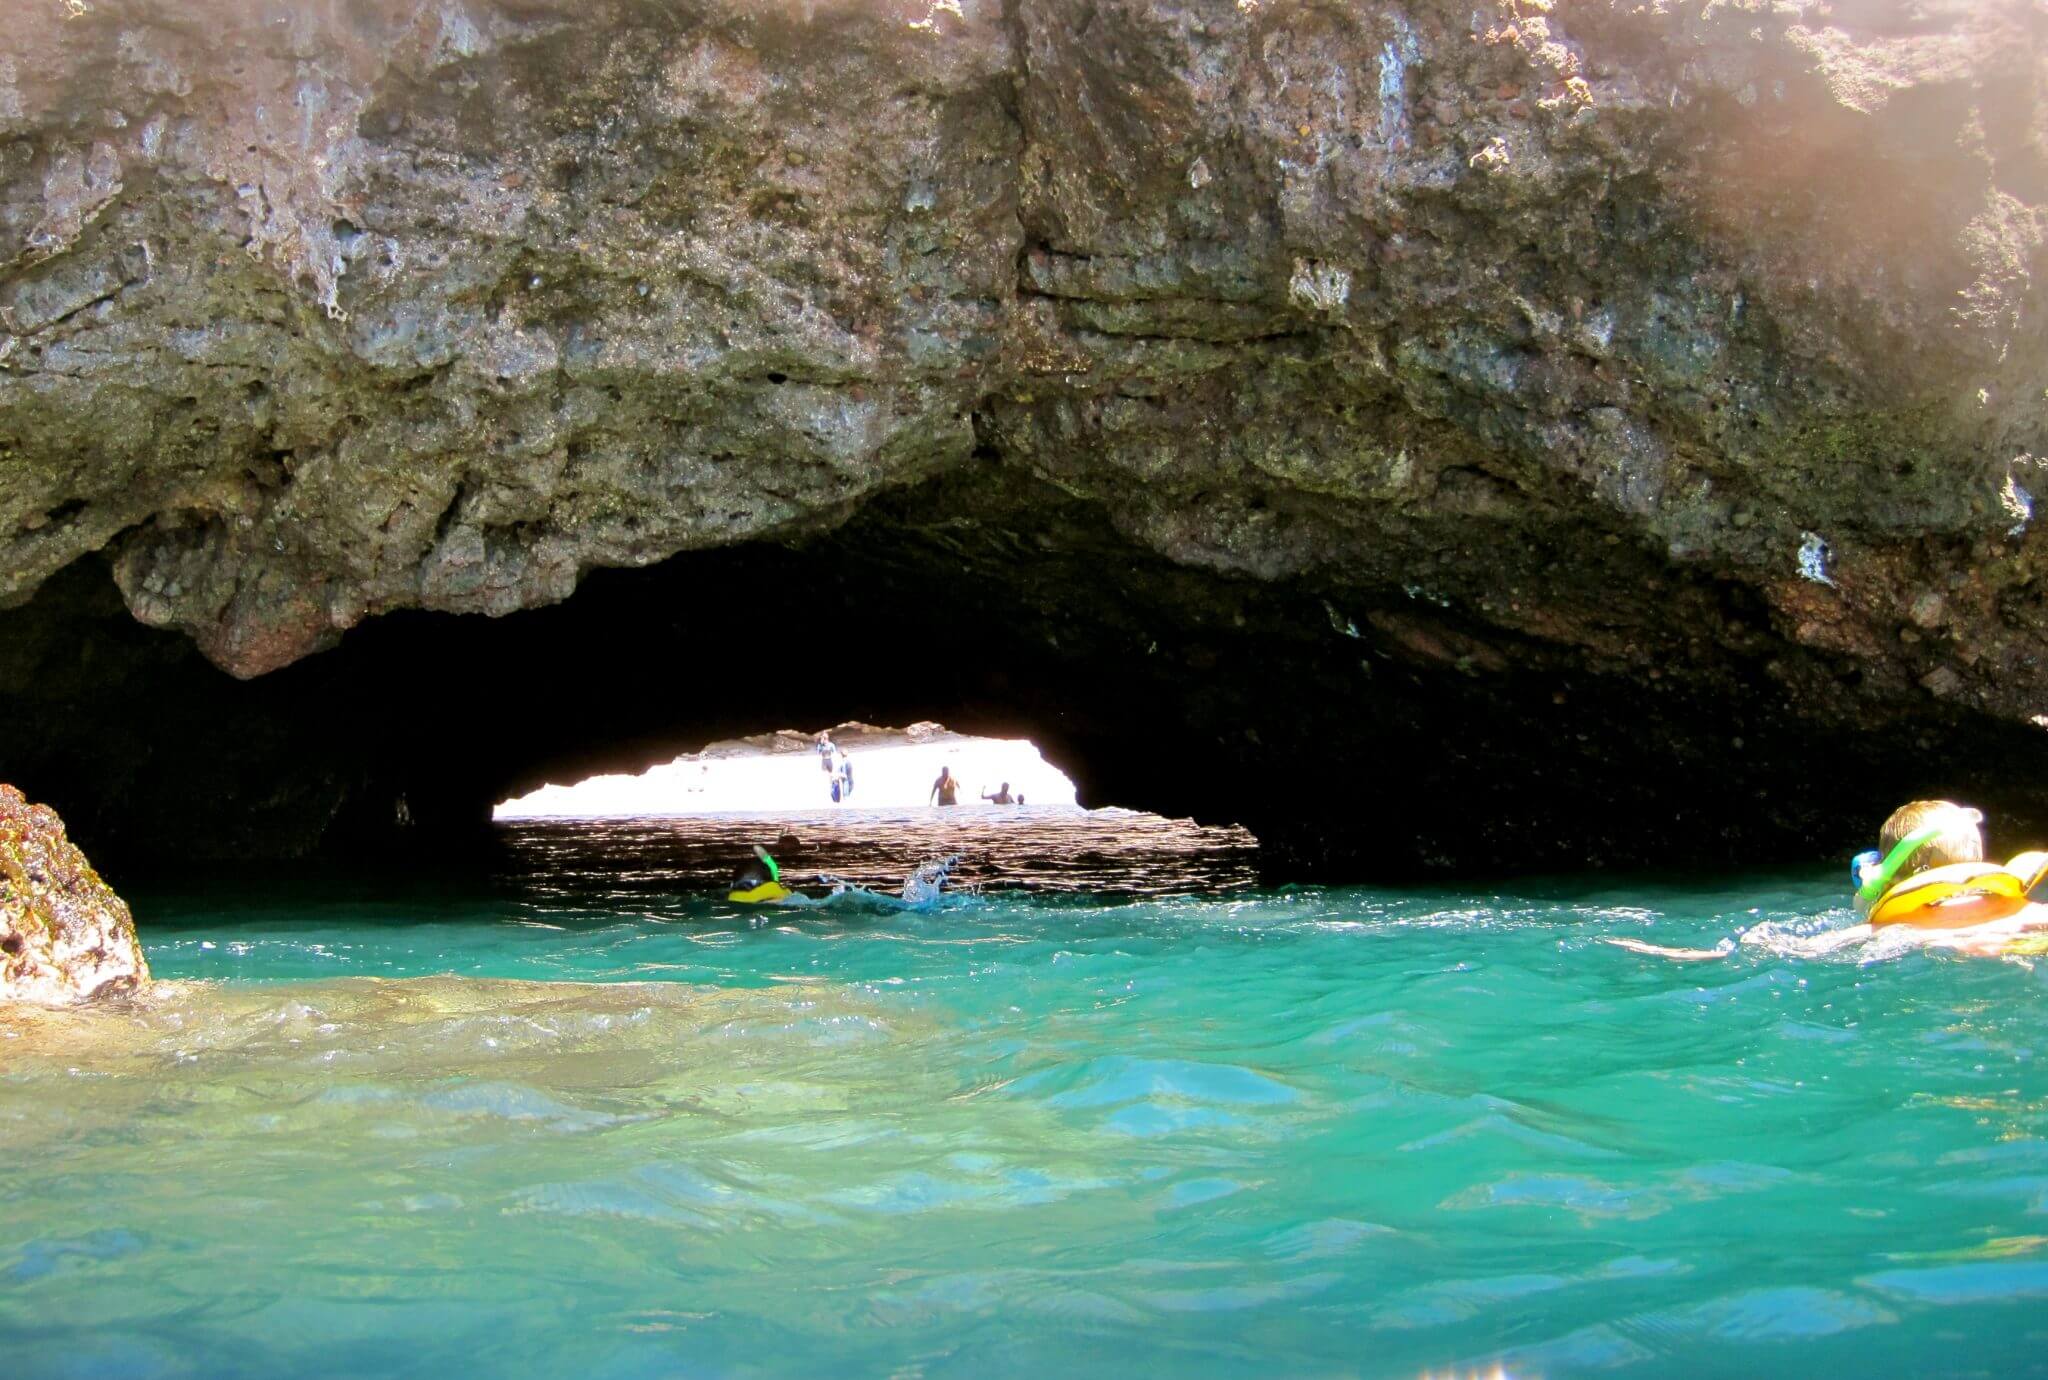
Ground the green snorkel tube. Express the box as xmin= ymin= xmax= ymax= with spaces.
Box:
xmin=753 ymin=844 xmax=781 ymax=884
xmin=1854 ymin=824 xmax=1945 ymax=906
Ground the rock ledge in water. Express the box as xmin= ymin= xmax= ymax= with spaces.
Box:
xmin=0 ymin=785 xmax=148 ymax=1006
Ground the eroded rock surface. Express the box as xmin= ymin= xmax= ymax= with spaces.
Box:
xmin=0 ymin=785 xmax=148 ymax=1004
xmin=1 ymin=0 xmax=2045 ymax=871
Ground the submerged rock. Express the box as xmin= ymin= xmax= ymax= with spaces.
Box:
xmin=0 ymin=785 xmax=148 ymax=1005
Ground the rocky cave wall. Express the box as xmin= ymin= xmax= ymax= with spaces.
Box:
xmin=2 ymin=0 xmax=2047 ymax=877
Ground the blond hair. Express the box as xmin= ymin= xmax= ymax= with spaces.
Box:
xmin=1878 ymin=800 xmax=1985 ymax=879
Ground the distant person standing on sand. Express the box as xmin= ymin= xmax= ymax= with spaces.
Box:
xmin=826 ymin=738 xmax=854 ymax=803
xmin=981 ymin=782 xmax=1015 ymax=805
xmin=930 ymin=766 xmax=961 ymax=807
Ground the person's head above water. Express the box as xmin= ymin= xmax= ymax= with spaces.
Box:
xmin=1855 ymin=800 xmax=1985 ymax=906
xmin=1881 ymin=800 xmax=1984 ymax=870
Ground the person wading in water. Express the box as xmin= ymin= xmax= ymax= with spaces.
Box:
xmin=929 ymin=766 xmax=961 ymax=807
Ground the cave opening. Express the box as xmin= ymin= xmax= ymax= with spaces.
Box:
xmin=9 ymin=469 xmax=2048 ymax=887
xmin=475 ymin=723 xmax=1275 ymax=901
xmin=494 ymin=723 xmax=1081 ymax=817
xmin=0 ymin=470 xmax=1282 ymax=881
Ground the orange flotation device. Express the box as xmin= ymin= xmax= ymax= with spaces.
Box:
xmin=1868 ymin=852 xmax=2048 ymax=929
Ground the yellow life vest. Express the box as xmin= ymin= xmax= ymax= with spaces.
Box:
xmin=1868 ymin=853 xmax=2048 ymax=929
xmin=728 ymin=881 xmax=792 ymax=905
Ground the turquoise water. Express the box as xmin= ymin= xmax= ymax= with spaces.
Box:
xmin=5 ymin=814 xmax=2048 ymax=1378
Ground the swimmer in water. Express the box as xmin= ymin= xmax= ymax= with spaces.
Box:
xmin=802 ymin=852 xmax=965 ymax=911
xmin=1609 ymin=800 xmax=2048 ymax=961
xmin=1853 ymin=800 xmax=2048 ymax=955
xmin=930 ymin=766 xmax=961 ymax=807
xmin=730 ymin=833 xmax=802 ymax=899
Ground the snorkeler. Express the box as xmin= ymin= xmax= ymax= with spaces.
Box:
xmin=814 ymin=853 xmax=964 ymax=910
xmin=1848 ymin=800 xmax=2048 ymax=953
xmin=729 ymin=833 xmax=802 ymax=904
xmin=1610 ymin=800 xmax=2048 ymax=960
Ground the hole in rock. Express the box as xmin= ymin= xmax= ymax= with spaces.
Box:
xmin=494 ymin=722 xmax=1077 ymax=816
xmin=11 ymin=467 xmax=2048 ymax=886
xmin=40 ymin=498 xmax=88 ymax=527
xmin=491 ymin=722 xmax=1261 ymax=896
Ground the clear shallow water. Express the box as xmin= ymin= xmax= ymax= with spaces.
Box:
xmin=5 ymin=816 xmax=2048 ymax=1379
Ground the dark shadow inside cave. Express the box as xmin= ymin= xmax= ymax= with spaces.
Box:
xmin=9 ymin=467 xmax=2048 ymax=884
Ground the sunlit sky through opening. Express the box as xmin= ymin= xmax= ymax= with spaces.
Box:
xmin=495 ymin=728 xmax=1078 ymax=818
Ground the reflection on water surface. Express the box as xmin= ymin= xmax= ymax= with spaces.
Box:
xmin=494 ymin=807 xmax=1262 ymax=901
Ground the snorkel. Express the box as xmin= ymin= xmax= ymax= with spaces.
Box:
xmin=753 ymin=844 xmax=781 ymax=884
xmin=1853 ymin=823 xmax=1949 ymax=905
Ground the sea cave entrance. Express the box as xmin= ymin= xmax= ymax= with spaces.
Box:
xmin=495 ymin=723 xmax=1080 ymax=817
xmin=11 ymin=466 xmax=2048 ymax=884
xmin=488 ymin=723 xmax=1264 ymax=900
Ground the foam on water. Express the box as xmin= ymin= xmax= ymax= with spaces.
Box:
xmin=4 ymin=816 xmax=2048 ymax=1377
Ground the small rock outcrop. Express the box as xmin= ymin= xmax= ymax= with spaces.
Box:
xmin=0 ymin=785 xmax=148 ymax=1005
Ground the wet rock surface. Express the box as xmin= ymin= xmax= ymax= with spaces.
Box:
xmin=0 ymin=785 xmax=148 ymax=1004
xmin=1 ymin=0 xmax=2046 ymax=873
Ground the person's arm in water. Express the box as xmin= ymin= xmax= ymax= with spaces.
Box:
xmin=1603 ymin=937 xmax=1734 ymax=961
xmin=1918 ymin=902 xmax=2048 ymax=956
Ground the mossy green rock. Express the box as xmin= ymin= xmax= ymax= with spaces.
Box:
xmin=0 ymin=785 xmax=147 ymax=1005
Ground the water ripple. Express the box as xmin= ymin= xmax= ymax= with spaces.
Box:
xmin=4 ymin=829 xmax=2045 ymax=1377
